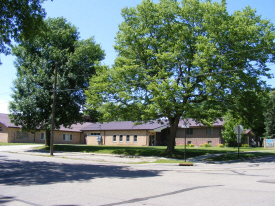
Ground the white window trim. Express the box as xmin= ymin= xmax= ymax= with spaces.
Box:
xmin=133 ymin=134 xmax=138 ymax=143
xmin=119 ymin=135 xmax=123 ymax=142
xmin=126 ymin=135 xmax=130 ymax=143
xmin=113 ymin=135 xmax=116 ymax=142
xmin=40 ymin=132 xmax=45 ymax=140
xmin=63 ymin=133 xmax=73 ymax=141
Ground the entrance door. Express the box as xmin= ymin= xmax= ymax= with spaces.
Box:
xmin=149 ymin=135 xmax=155 ymax=146
xmin=84 ymin=133 xmax=87 ymax=144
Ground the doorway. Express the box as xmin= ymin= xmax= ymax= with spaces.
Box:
xmin=149 ymin=135 xmax=155 ymax=146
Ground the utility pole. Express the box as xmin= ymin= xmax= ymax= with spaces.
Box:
xmin=181 ymin=121 xmax=189 ymax=162
xmin=50 ymin=63 xmax=58 ymax=156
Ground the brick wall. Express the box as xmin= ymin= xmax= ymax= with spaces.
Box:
xmin=0 ymin=123 xmax=8 ymax=143
xmin=86 ymin=135 xmax=102 ymax=145
xmin=7 ymin=127 xmax=35 ymax=143
xmin=175 ymin=127 xmax=222 ymax=146
xmin=52 ymin=131 xmax=82 ymax=144
xmin=85 ymin=130 xmax=149 ymax=146
xmin=2 ymin=127 xmax=81 ymax=144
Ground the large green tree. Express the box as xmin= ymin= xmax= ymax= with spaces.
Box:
xmin=85 ymin=0 xmax=275 ymax=153
xmin=264 ymin=90 xmax=275 ymax=139
xmin=9 ymin=17 xmax=105 ymax=146
xmin=0 ymin=0 xmax=49 ymax=62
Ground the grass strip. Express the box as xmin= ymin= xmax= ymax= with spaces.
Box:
xmin=39 ymin=145 xmax=275 ymax=159
xmin=204 ymin=152 xmax=275 ymax=161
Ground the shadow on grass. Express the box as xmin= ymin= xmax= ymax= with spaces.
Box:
xmin=37 ymin=145 xmax=275 ymax=161
xmin=204 ymin=152 xmax=275 ymax=162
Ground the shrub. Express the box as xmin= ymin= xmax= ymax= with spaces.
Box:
xmin=203 ymin=143 xmax=211 ymax=147
xmin=218 ymin=144 xmax=224 ymax=148
xmin=189 ymin=143 xmax=194 ymax=147
xmin=199 ymin=144 xmax=204 ymax=147
xmin=224 ymin=143 xmax=229 ymax=147
xmin=241 ymin=144 xmax=250 ymax=147
xmin=178 ymin=144 xmax=183 ymax=147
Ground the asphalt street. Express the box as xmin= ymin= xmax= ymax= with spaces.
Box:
xmin=0 ymin=145 xmax=275 ymax=206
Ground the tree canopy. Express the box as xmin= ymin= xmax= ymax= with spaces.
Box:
xmin=85 ymin=0 xmax=275 ymax=152
xmin=9 ymin=17 xmax=105 ymax=146
xmin=264 ymin=90 xmax=275 ymax=139
xmin=0 ymin=0 xmax=48 ymax=62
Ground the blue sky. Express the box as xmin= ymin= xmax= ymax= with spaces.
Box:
xmin=1 ymin=0 xmax=275 ymax=113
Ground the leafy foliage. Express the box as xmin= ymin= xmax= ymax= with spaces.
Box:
xmin=221 ymin=113 xmax=245 ymax=145
xmin=264 ymin=91 xmax=275 ymax=138
xmin=9 ymin=17 xmax=105 ymax=145
xmin=224 ymin=90 xmax=269 ymax=137
xmin=86 ymin=0 xmax=275 ymax=152
xmin=0 ymin=0 xmax=48 ymax=61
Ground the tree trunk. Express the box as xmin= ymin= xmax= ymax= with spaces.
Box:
xmin=166 ymin=115 xmax=181 ymax=154
xmin=45 ymin=129 xmax=50 ymax=146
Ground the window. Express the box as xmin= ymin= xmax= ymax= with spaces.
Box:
xmin=40 ymin=132 xmax=45 ymax=140
xmin=0 ymin=127 xmax=2 ymax=132
xmin=186 ymin=128 xmax=193 ymax=135
xmin=63 ymin=134 xmax=73 ymax=141
xmin=208 ymin=141 xmax=212 ymax=145
xmin=187 ymin=141 xmax=192 ymax=145
xmin=113 ymin=135 xmax=116 ymax=142
xmin=16 ymin=131 xmax=29 ymax=139
xmin=206 ymin=128 xmax=213 ymax=135
xmin=119 ymin=135 xmax=123 ymax=142
xmin=90 ymin=133 xmax=100 ymax=136
xmin=126 ymin=135 xmax=130 ymax=142
xmin=134 ymin=135 xmax=137 ymax=142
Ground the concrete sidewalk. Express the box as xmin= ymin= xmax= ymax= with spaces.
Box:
xmin=1 ymin=145 xmax=173 ymax=164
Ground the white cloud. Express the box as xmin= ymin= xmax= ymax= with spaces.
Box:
xmin=0 ymin=100 xmax=9 ymax=114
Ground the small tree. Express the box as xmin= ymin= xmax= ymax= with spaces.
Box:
xmin=221 ymin=113 xmax=246 ymax=146
xmin=9 ymin=17 xmax=105 ymax=146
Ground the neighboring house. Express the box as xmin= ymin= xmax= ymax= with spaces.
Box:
xmin=1 ymin=113 xmax=251 ymax=147
xmin=244 ymin=129 xmax=256 ymax=146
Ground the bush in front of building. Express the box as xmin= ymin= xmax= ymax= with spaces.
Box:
xmin=199 ymin=143 xmax=212 ymax=147
xmin=241 ymin=144 xmax=250 ymax=147
xmin=218 ymin=144 xmax=224 ymax=148
xmin=203 ymin=143 xmax=212 ymax=147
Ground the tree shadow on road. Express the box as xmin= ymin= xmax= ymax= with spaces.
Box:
xmin=0 ymin=155 xmax=163 ymax=186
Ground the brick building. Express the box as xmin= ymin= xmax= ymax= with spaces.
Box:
xmin=0 ymin=113 xmax=228 ymax=146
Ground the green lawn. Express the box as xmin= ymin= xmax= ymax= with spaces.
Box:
xmin=39 ymin=145 xmax=275 ymax=160
xmin=0 ymin=143 xmax=41 ymax=146
xmin=204 ymin=152 xmax=274 ymax=161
